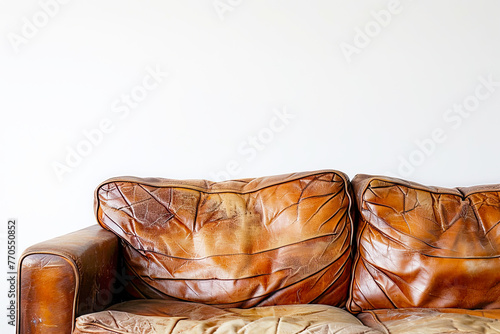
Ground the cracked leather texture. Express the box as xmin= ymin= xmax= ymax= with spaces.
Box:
xmin=349 ymin=174 xmax=500 ymax=312
xmin=95 ymin=170 xmax=354 ymax=308
xmin=74 ymin=300 xmax=381 ymax=334
xmin=358 ymin=309 xmax=500 ymax=334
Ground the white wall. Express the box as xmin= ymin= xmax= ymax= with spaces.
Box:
xmin=1 ymin=0 xmax=500 ymax=329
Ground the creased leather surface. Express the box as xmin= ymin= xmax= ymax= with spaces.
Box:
xmin=74 ymin=300 xmax=381 ymax=334
xmin=358 ymin=309 xmax=500 ymax=334
xmin=95 ymin=170 xmax=353 ymax=308
xmin=18 ymin=225 xmax=119 ymax=334
xmin=349 ymin=174 xmax=500 ymax=312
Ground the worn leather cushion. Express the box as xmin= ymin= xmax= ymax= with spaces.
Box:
xmin=74 ymin=300 xmax=381 ymax=334
xmin=95 ymin=170 xmax=353 ymax=308
xmin=358 ymin=309 xmax=500 ymax=334
xmin=349 ymin=174 xmax=500 ymax=312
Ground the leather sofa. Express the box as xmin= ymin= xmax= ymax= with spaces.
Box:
xmin=17 ymin=170 xmax=500 ymax=333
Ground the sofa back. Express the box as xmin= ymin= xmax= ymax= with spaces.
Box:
xmin=95 ymin=170 xmax=354 ymax=308
xmin=349 ymin=174 xmax=500 ymax=312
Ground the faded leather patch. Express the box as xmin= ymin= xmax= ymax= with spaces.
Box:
xmin=74 ymin=300 xmax=380 ymax=334
xmin=358 ymin=309 xmax=500 ymax=334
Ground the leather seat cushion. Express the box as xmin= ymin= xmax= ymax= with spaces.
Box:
xmin=94 ymin=170 xmax=354 ymax=308
xmin=358 ymin=308 xmax=500 ymax=333
xmin=73 ymin=300 xmax=381 ymax=333
xmin=349 ymin=174 xmax=500 ymax=312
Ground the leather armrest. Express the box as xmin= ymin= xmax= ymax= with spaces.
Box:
xmin=17 ymin=225 xmax=121 ymax=334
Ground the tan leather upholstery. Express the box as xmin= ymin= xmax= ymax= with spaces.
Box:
xmin=18 ymin=225 xmax=120 ymax=334
xmin=358 ymin=308 xmax=500 ymax=334
xmin=18 ymin=171 xmax=500 ymax=333
xmin=349 ymin=174 xmax=500 ymax=312
xmin=94 ymin=170 xmax=354 ymax=308
xmin=74 ymin=300 xmax=380 ymax=334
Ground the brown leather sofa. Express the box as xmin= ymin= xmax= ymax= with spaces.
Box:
xmin=17 ymin=170 xmax=500 ymax=333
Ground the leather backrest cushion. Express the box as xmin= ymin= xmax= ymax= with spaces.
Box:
xmin=95 ymin=170 xmax=354 ymax=308
xmin=349 ymin=174 xmax=500 ymax=312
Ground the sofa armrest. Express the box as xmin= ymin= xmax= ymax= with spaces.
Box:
xmin=18 ymin=225 xmax=121 ymax=334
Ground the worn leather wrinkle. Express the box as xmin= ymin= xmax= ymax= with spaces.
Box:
xmin=95 ymin=170 xmax=354 ymax=308
xmin=349 ymin=174 xmax=500 ymax=312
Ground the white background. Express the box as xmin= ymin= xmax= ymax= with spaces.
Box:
xmin=1 ymin=0 xmax=500 ymax=332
